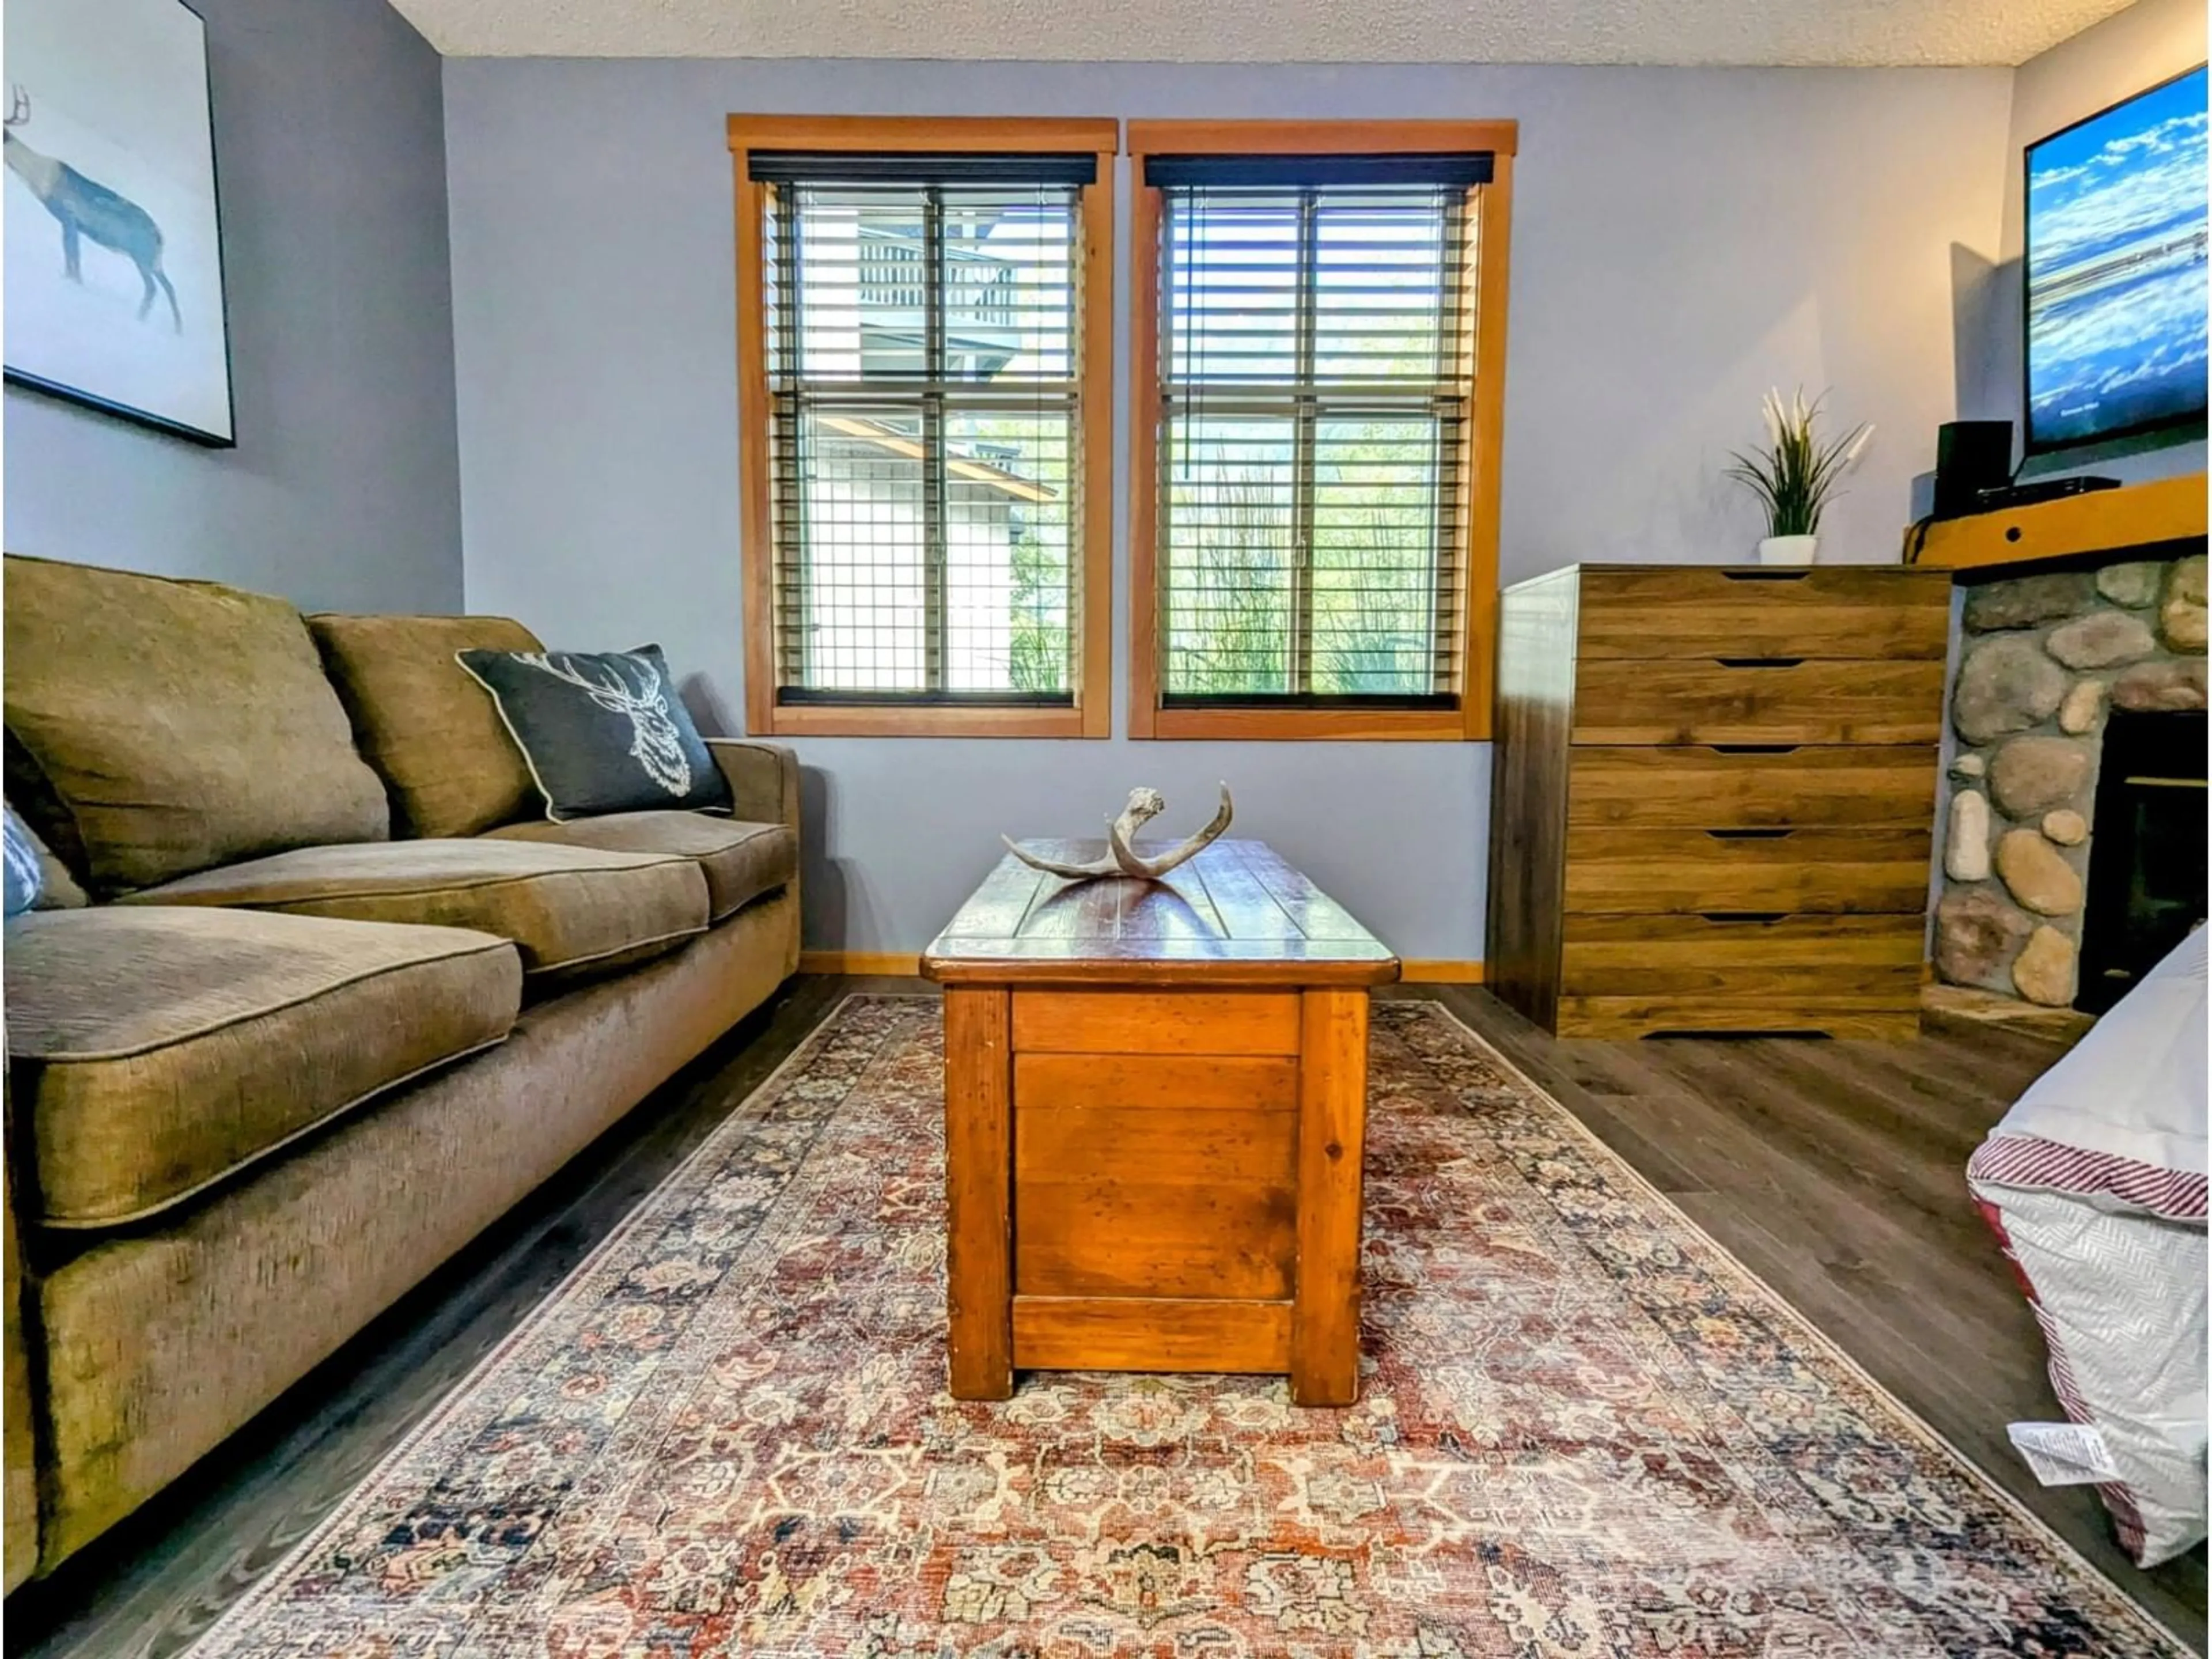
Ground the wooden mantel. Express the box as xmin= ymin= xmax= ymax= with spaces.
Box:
xmin=1908 ymin=472 xmax=2207 ymax=573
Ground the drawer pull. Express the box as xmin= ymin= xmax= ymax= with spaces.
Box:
xmin=1706 ymin=743 xmax=1801 ymax=755
xmin=1699 ymin=911 xmax=1788 ymax=924
xmin=1719 ymin=570 xmax=1810 ymax=582
xmin=1705 ymin=827 xmax=1794 ymax=840
xmin=1714 ymin=656 xmax=1805 ymax=669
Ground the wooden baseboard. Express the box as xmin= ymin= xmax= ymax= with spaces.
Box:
xmin=1399 ymin=960 xmax=1485 ymax=984
xmin=802 ymin=952 xmax=1483 ymax=984
xmin=798 ymin=950 xmax=923 ymax=977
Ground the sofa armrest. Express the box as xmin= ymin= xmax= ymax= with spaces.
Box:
xmin=705 ymin=740 xmax=800 ymax=833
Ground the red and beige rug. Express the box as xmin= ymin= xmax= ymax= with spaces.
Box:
xmin=189 ymin=997 xmax=2184 ymax=1657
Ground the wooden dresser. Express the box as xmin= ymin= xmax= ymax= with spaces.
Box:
xmin=1486 ymin=565 xmax=1950 ymax=1040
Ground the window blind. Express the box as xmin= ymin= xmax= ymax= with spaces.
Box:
xmin=1148 ymin=166 xmax=1481 ymax=707
xmin=762 ymin=162 xmax=1085 ymax=703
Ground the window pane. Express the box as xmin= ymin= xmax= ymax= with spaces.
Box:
xmin=1167 ymin=191 xmax=1298 ymax=384
xmin=1310 ymin=417 xmax=1445 ymax=696
xmin=942 ymin=188 xmax=1076 ymax=384
xmin=793 ymin=188 xmax=929 ymax=383
xmin=791 ymin=404 xmax=927 ymax=691
xmin=1313 ymin=192 xmax=1448 ymax=385
xmin=945 ymin=406 xmax=1073 ymax=694
xmin=1162 ymin=415 xmax=1297 ymax=696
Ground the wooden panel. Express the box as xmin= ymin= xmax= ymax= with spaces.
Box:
xmin=729 ymin=115 xmax=1119 ymax=153
xmin=1554 ymin=997 xmax=1923 ymax=1040
xmin=1015 ymin=1053 xmax=1297 ymax=1113
xmin=1572 ymin=658 xmax=1947 ymax=747
xmin=1484 ymin=569 xmax=1578 ymax=1028
xmin=1560 ymin=912 xmax=1924 ymax=998
xmin=1567 ymin=746 xmax=1938 ymax=828
xmin=942 ymin=988 xmax=1013 ymax=1400
xmin=922 ymin=839 xmax=1401 ymax=988
xmin=1010 ymin=990 xmax=1301 ymax=1054
xmin=1291 ymin=989 xmax=1369 ymax=1406
xmin=1574 ymin=566 xmax=1950 ymax=660
xmin=1127 ymin=118 xmax=1518 ymax=156
xmin=1010 ymin=1296 xmax=1293 ymax=1373
xmin=1562 ymin=827 xmax=1932 ymax=915
xmin=1911 ymin=472 xmax=2207 ymax=572
xmin=1013 ymin=1088 xmax=1296 ymax=1298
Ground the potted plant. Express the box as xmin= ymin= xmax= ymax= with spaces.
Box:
xmin=1728 ymin=388 xmax=1872 ymax=565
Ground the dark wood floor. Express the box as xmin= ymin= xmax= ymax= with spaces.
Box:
xmin=7 ymin=978 xmax=2203 ymax=1656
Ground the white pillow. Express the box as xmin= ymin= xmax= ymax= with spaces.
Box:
xmin=1968 ymin=929 xmax=2208 ymax=1566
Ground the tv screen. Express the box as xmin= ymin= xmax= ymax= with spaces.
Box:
xmin=2025 ymin=65 xmax=2209 ymax=454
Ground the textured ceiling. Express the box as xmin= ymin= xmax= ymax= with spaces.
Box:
xmin=389 ymin=0 xmax=2133 ymax=65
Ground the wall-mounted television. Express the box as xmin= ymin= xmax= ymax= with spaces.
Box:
xmin=2024 ymin=65 xmax=2209 ymax=455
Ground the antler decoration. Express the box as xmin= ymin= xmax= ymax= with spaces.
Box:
xmin=1004 ymin=785 xmax=1234 ymax=882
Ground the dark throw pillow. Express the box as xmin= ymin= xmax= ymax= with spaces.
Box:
xmin=456 ymin=645 xmax=732 ymax=823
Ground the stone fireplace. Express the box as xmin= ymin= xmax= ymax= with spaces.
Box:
xmin=1933 ymin=547 xmax=2207 ymax=1010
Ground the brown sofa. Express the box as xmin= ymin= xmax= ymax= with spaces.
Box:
xmin=0 ymin=554 xmax=801 ymax=1586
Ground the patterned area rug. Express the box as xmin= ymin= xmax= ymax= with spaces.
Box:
xmin=189 ymin=997 xmax=2183 ymax=1657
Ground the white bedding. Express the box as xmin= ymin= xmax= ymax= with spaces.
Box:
xmin=1967 ymin=928 xmax=2209 ymax=1567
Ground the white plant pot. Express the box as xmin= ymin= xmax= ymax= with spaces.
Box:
xmin=1758 ymin=534 xmax=1819 ymax=566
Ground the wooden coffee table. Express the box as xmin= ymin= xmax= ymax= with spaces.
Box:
xmin=921 ymin=839 xmax=1399 ymax=1406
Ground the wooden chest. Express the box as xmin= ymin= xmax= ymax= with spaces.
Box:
xmin=922 ymin=840 xmax=1399 ymax=1405
xmin=1486 ymin=565 xmax=1950 ymax=1040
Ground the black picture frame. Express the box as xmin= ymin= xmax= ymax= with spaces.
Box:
xmin=2 ymin=0 xmax=236 ymax=446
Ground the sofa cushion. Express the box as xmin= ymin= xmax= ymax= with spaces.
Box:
xmin=5 ymin=907 xmax=522 ymax=1229
xmin=2 ymin=555 xmax=390 ymax=895
xmin=308 ymin=613 xmax=547 ymax=840
xmin=116 ymin=839 xmax=711 ymax=980
xmin=486 ymin=812 xmax=794 ymax=922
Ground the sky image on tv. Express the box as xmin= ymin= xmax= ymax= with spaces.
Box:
xmin=2026 ymin=66 xmax=2208 ymax=451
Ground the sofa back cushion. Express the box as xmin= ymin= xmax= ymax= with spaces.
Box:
xmin=2 ymin=555 xmax=390 ymax=895
xmin=308 ymin=613 xmax=546 ymax=838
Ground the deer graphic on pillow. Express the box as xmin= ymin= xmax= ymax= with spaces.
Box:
xmin=516 ymin=652 xmax=691 ymax=796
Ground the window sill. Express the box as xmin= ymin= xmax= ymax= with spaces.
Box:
xmin=1135 ymin=705 xmax=1488 ymax=742
xmin=755 ymin=700 xmax=1108 ymax=739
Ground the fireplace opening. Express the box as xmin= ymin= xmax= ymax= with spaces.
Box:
xmin=2076 ymin=709 xmax=2208 ymax=1014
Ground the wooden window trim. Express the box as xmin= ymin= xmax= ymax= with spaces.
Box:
xmin=729 ymin=115 xmax=1118 ymax=739
xmin=1126 ymin=119 xmax=1516 ymax=743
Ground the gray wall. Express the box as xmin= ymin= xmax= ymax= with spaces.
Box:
xmin=3 ymin=0 xmax=464 ymax=613
xmin=1969 ymin=0 xmax=2206 ymax=482
xmin=444 ymin=59 xmax=2015 ymax=959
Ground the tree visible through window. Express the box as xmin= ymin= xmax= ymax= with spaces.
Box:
xmin=1128 ymin=128 xmax=1513 ymax=740
xmin=1158 ymin=177 xmax=1473 ymax=704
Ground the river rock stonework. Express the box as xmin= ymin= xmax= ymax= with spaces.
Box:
xmin=1933 ymin=551 xmax=2207 ymax=1009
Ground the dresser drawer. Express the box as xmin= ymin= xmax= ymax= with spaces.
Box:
xmin=1567 ymin=746 xmax=1937 ymax=828
xmin=1575 ymin=566 xmax=1950 ymax=661
xmin=1554 ymin=993 xmax=1921 ymax=1040
xmin=1560 ymin=911 xmax=1922 ymax=992
xmin=1558 ymin=912 xmax=1921 ymax=1039
xmin=1571 ymin=658 xmax=1946 ymax=746
xmin=1561 ymin=826 xmax=1931 ymax=914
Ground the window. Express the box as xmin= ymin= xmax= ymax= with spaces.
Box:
xmin=730 ymin=118 xmax=1116 ymax=737
xmin=1128 ymin=122 xmax=1515 ymax=740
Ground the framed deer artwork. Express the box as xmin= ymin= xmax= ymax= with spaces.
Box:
xmin=2 ymin=0 xmax=233 ymax=445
